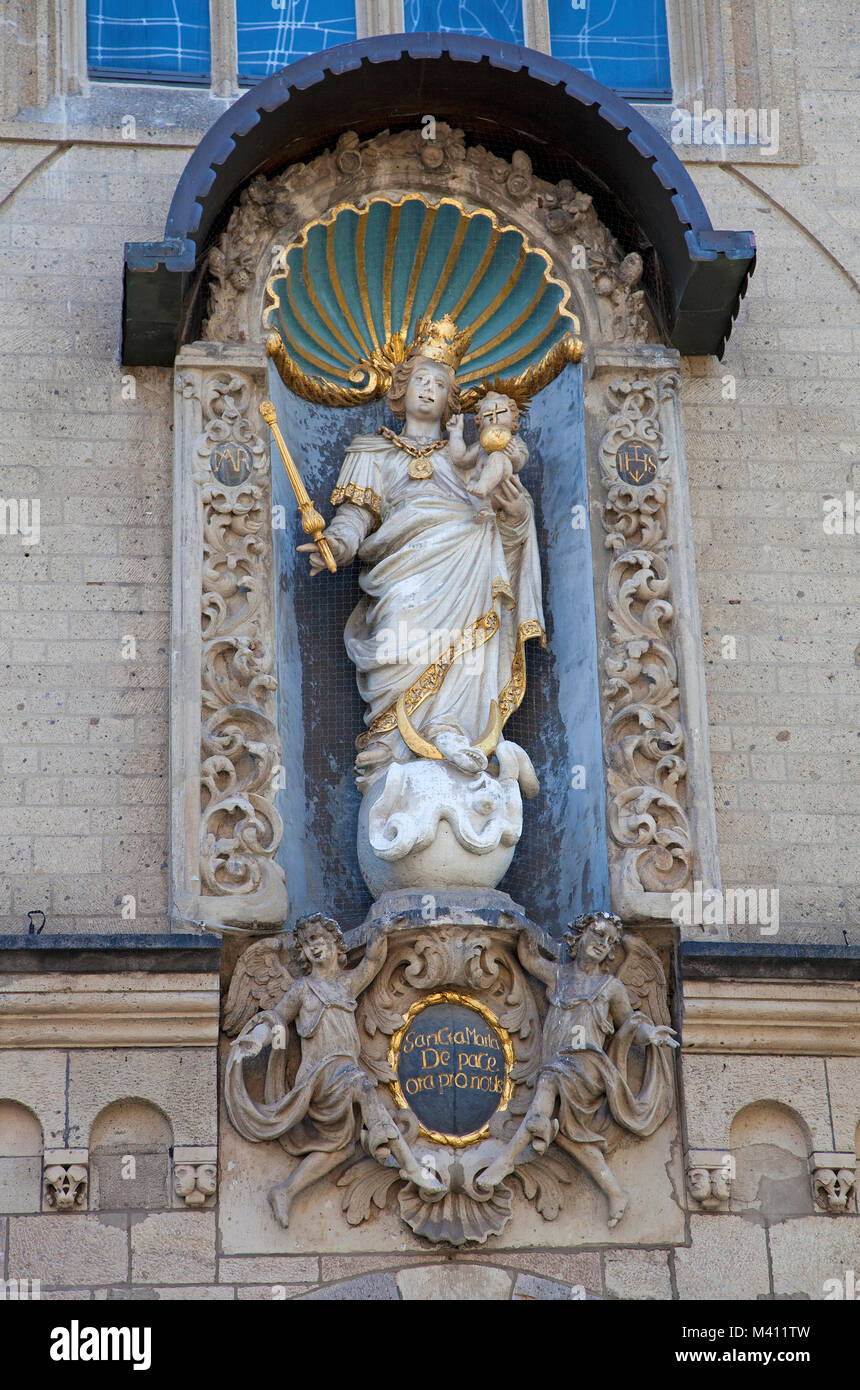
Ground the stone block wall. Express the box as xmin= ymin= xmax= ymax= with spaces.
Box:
xmin=0 ymin=943 xmax=855 ymax=1300
xmin=679 ymin=1 xmax=860 ymax=937
xmin=0 ymin=7 xmax=858 ymax=940
xmin=0 ymin=136 xmax=184 ymax=937
xmin=0 ymin=0 xmax=857 ymax=1300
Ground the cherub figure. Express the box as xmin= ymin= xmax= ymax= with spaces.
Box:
xmin=223 ymin=914 xmax=443 ymax=1227
xmin=478 ymin=911 xmax=678 ymax=1227
xmin=447 ymin=391 xmax=529 ymax=502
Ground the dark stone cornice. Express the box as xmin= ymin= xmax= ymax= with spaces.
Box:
xmin=681 ymin=941 xmax=860 ymax=982
xmin=0 ymin=933 xmax=222 ymax=973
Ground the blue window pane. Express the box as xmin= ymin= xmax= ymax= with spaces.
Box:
xmin=87 ymin=1 xmax=210 ymax=80
xmin=404 ymin=0 xmax=524 ymax=47
xmin=548 ymin=0 xmax=670 ymax=98
xmin=237 ymin=0 xmax=357 ymax=80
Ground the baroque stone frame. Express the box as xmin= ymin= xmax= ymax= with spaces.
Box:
xmin=170 ymin=126 xmax=721 ymax=931
xmin=171 ymin=346 xmax=285 ymax=928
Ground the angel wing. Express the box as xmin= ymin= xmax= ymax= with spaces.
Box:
xmin=613 ymin=933 xmax=671 ymax=1027
xmin=221 ymin=933 xmax=298 ymax=1036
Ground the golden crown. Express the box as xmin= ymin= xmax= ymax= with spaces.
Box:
xmin=408 ymin=314 xmax=474 ymax=371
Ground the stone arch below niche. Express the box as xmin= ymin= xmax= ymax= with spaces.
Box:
xmin=201 ymin=125 xmax=655 ymax=352
xmin=90 ymin=1098 xmax=173 ymax=1212
xmin=729 ymin=1100 xmax=813 ymax=1222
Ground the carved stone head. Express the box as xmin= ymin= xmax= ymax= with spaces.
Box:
xmin=686 ymin=1167 xmax=713 ymax=1205
xmin=476 ymin=391 xmax=520 ymax=435
xmin=564 ymin=911 xmax=623 ymax=966
xmin=387 ymin=355 xmax=460 ymax=427
xmin=294 ymin=913 xmax=346 ymax=974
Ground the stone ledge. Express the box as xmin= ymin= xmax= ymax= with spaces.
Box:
xmin=682 ymin=979 xmax=860 ymax=1055
xmin=0 ymin=971 xmax=220 ymax=1048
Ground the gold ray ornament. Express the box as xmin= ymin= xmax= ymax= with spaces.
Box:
xmin=458 ymin=332 xmax=584 ymax=415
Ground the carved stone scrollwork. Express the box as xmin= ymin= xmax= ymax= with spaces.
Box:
xmin=186 ymin=370 xmax=285 ymax=906
xmin=538 ymin=180 xmax=649 ymax=342
xmin=599 ymin=374 xmax=693 ymax=905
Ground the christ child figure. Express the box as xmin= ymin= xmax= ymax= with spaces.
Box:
xmin=448 ymin=391 xmax=529 ymax=501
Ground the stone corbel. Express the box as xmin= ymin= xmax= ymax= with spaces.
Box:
xmin=811 ymin=1154 xmax=856 ymax=1214
xmin=586 ymin=352 xmax=722 ymax=930
xmin=171 ymin=345 xmax=286 ymax=930
xmin=173 ymin=1145 xmax=218 ymax=1207
xmin=43 ymin=1149 xmax=89 ymax=1212
xmin=685 ymin=1148 xmax=734 ymax=1210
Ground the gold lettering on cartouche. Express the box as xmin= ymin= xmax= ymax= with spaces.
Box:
xmin=406 ymin=1033 xmax=503 ymax=1094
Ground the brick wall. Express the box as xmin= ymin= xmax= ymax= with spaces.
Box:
xmin=0 ymin=143 xmax=184 ymax=935
xmin=681 ymin=5 xmax=860 ymax=938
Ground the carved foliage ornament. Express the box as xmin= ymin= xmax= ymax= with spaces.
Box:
xmin=812 ymin=1166 xmax=856 ymax=1214
xmin=176 ymin=370 xmax=285 ymax=901
xmin=599 ymin=375 xmax=692 ymax=901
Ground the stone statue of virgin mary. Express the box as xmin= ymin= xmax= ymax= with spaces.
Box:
xmin=298 ymin=316 xmax=547 ymax=895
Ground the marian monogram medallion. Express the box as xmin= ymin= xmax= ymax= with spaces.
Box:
xmin=210 ymin=439 xmax=254 ymax=485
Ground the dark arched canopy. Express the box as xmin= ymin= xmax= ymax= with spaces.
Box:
xmin=122 ymin=33 xmax=755 ymax=364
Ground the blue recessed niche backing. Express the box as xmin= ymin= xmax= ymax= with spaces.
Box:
xmin=269 ymin=362 xmax=609 ymax=934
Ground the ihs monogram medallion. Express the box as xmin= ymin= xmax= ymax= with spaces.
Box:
xmin=615 ymin=440 xmax=658 ymax=485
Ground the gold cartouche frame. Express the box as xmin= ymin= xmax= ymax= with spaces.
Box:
xmin=388 ymin=990 xmax=515 ymax=1148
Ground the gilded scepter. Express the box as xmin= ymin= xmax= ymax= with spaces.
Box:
xmin=259 ymin=400 xmax=337 ymax=573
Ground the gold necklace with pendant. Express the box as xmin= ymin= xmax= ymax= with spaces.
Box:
xmin=381 ymin=427 xmax=447 ymax=480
